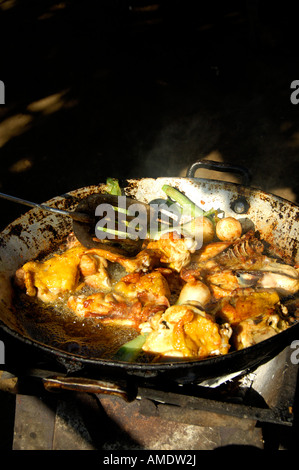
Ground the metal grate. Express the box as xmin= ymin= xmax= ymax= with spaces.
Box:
xmin=0 ymin=345 xmax=298 ymax=449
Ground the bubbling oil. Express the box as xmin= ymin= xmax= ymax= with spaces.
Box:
xmin=13 ymin=260 xmax=139 ymax=360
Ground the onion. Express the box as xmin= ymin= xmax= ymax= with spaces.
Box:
xmin=182 ymin=216 xmax=215 ymax=247
xmin=216 ymin=217 xmax=242 ymax=241
xmin=201 ymin=216 xmax=216 ymax=244
xmin=177 ymin=280 xmax=211 ymax=307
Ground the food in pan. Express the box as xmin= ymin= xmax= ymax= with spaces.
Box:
xmin=14 ymin=181 xmax=299 ymax=362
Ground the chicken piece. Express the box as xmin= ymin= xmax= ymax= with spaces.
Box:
xmin=67 ymin=271 xmax=171 ymax=327
xmin=155 ymin=267 xmax=185 ymax=303
xmin=85 ymin=232 xmax=196 ymax=274
xmin=191 ymin=241 xmax=232 ymax=264
xmin=79 ymin=253 xmax=111 ymax=291
xmin=79 ymin=253 xmax=99 ymax=276
xmin=140 ymin=305 xmax=232 ymax=359
xmin=114 ymin=271 xmax=171 ymax=305
xmin=233 ymin=311 xmax=289 ymax=350
xmin=84 ymin=248 xmax=161 ymax=273
xmin=207 ymin=270 xmax=239 ymax=290
xmin=15 ymin=245 xmax=86 ymax=302
xmin=146 ymin=232 xmax=197 ymax=271
xmin=206 ymin=270 xmax=241 ymax=298
xmin=180 ymin=264 xmax=203 ymax=283
xmin=216 ymin=291 xmax=281 ymax=326
xmin=67 ymin=291 xmax=166 ymax=328
xmin=67 ymin=292 xmax=137 ymax=326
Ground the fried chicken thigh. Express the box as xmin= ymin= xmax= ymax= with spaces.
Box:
xmin=140 ymin=305 xmax=232 ymax=359
xmin=15 ymin=244 xmax=112 ymax=302
xmin=15 ymin=245 xmax=86 ymax=302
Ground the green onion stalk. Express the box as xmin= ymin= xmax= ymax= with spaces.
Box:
xmin=113 ymin=333 xmax=149 ymax=362
xmin=105 ymin=177 xmax=122 ymax=196
xmin=161 ymin=184 xmax=217 ymax=219
xmin=161 ymin=184 xmax=205 ymax=218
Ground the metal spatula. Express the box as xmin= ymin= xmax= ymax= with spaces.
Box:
xmin=0 ymin=192 xmax=168 ymax=255
xmin=0 ymin=191 xmax=93 ymax=223
xmin=72 ymin=193 xmax=156 ymax=254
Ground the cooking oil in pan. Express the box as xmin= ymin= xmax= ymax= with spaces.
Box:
xmin=13 ymin=263 xmax=139 ymax=360
xmin=14 ymin=291 xmax=139 ymax=359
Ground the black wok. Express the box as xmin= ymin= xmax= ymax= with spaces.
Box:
xmin=0 ymin=160 xmax=298 ymax=389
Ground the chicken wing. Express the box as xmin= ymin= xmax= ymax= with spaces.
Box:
xmin=67 ymin=290 xmax=167 ymax=328
xmin=84 ymin=248 xmax=161 ymax=273
xmin=146 ymin=232 xmax=197 ymax=271
xmin=85 ymin=232 xmax=196 ymax=274
xmin=67 ymin=292 xmax=140 ymax=327
xmin=216 ymin=291 xmax=281 ymax=326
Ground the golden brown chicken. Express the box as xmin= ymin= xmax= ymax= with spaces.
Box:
xmin=114 ymin=271 xmax=171 ymax=304
xmin=216 ymin=291 xmax=281 ymax=326
xmin=67 ymin=292 xmax=142 ymax=327
xmin=146 ymin=232 xmax=197 ymax=271
xmin=67 ymin=291 xmax=167 ymax=328
xmin=14 ymin=224 xmax=298 ymax=363
xmin=84 ymin=232 xmax=197 ymax=274
xmin=206 ymin=270 xmax=241 ymax=298
xmin=15 ymin=244 xmax=112 ymax=302
xmin=140 ymin=304 xmax=232 ymax=359
xmin=67 ymin=270 xmax=171 ymax=328
xmin=84 ymin=248 xmax=161 ymax=273
xmin=233 ymin=311 xmax=289 ymax=350
xmin=15 ymin=245 xmax=86 ymax=302
xmin=79 ymin=252 xmax=111 ymax=291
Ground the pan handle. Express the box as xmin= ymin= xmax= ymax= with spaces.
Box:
xmin=186 ymin=160 xmax=251 ymax=186
xmin=43 ymin=376 xmax=137 ymax=402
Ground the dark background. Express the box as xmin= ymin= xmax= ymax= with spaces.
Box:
xmin=0 ymin=0 xmax=299 ymax=229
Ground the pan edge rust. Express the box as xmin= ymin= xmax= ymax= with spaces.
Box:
xmin=0 ymin=176 xmax=299 ymax=384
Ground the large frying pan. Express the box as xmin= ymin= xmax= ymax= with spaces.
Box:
xmin=0 ymin=160 xmax=298 ymax=389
